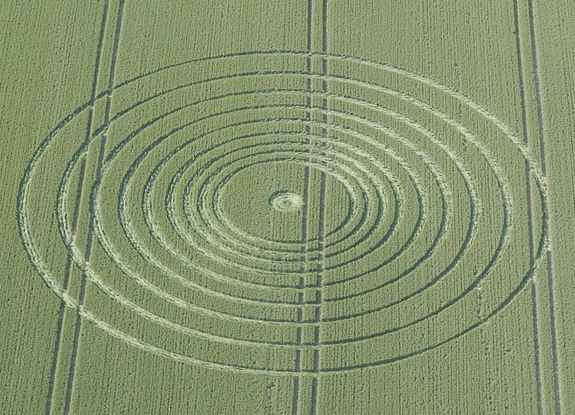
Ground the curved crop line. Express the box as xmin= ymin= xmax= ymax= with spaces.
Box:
xmin=113 ymin=49 xmax=545 ymax=185
xmin=110 ymin=49 xmax=539 ymax=173
xmin=323 ymin=199 xmax=549 ymax=369
xmin=169 ymin=132 xmax=398 ymax=272
xmin=154 ymin=134 xmax=389 ymax=285
xmin=152 ymin=99 xmax=445 ymax=289
xmin=323 ymin=267 xmax=538 ymax=371
xmin=114 ymin=50 xmax=306 ymax=88
xmin=98 ymin=110 xmax=436 ymax=342
xmin=105 ymin=128 xmax=380 ymax=329
xmin=62 ymin=101 xmax=450 ymax=332
xmin=136 ymin=87 xmax=477 ymax=322
xmin=98 ymin=71 xmax=482 ymax=308
xmin=182 ymin=132 xmax=364 ymax=253
xmin=119 ymin=105 xmax=418 ymax=290
xmin=18 ymin=102 xmax=93 ymax=300
xmin=281 ymin=84 xmax=500 ymax=308
xmin=175 ymin=141 xmax=383 ymax=267
xmin=320 ymin=96 xmax=476 ymax=292
xmin=111 ymin=102 xmax=392 ymax=286
xmin=63 ymin=115 xmax=418 ymax=339
xmin=169 ymin=140 xmax=373 ymax=269
xmin=106 ymin=113 xmax=306 ymax=281
xmin=185 ymin=146 xmax=364 ymax=259
xmin=117 ymin=121 xmax=315 ymax=295
xmin=143 ymin=146 xmax=370 ymax=296
xmin=81 ymin=194 xmax=548 ymax=374
xmin=139 ymin=67 xmax=529 ymax=342
xmin=78 ymin=261 xmax=311 ymax=348
xmin=308 ymin=116 xmax=446 ymax=273
xmin=70 ymin=81 xmax=528 ymax=348
xmin=93 ymin=205 xmax=299 ymax=325
xmin=312 ymin=101 xmax=511 ymax=326
xmin=103 ymin=88 xmax=376 ymax=252
xmin=300 ymin=100 xmax=520 ymax=341
xmin=100 ymin=80 xmax=458 ymax=284
xmin=133 ymin=100 xmax=374 ymax=261
xmin=136 ymin=130 xmax=343 ymax=291
xmin=108 ymin=90 xmax=426 ymax=278
xmin=79 ymin=309 xmax=301 ymax=375
xmin=142 ymin=128 xmax=381 ymax=285
xmin=57 ymin=154 xmax=310 ymax=345
xmin=53 ymin=128 xmax=298 ymax=328
xmin=102 ymin=74 xmax=465 ymax=281
xmin=80 ymin=216 xmax=546 ymax=375
xmin=83 ymin=93 xmax=418 ymax=308
xmin=51 ymin=137 xmax=386 ymax=346
xmin=19 ymin=51 xmax=549 ymax=372
xmin=208 ymin=153 xmax=358 ymax=247
xmin=110 ymin=95 xmax=348 ymax=249
xmin=166 ymin=145 xmax=360 ymax=261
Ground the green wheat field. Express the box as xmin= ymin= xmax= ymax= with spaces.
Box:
xmin=1 ymin=1 xmax=574 ymax=414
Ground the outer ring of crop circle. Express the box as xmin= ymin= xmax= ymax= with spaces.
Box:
xmin=19 ymin=51 xmax=548 ymax=374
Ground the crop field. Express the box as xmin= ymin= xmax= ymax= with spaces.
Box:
xmin=1 ymin=1 xmax=574 ymax=414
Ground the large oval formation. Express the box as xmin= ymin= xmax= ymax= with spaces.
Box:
xmin=19 ymin=52 xmax=547 ymax=374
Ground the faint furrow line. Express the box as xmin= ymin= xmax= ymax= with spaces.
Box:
xmin=526 ymin=0 xmax=562 ymax=413
xmin=512 ymin=0 xmax=544 ymax=413
xmin=63 ymin=1 xmax=125 ymax=414
xmin=292 ymin=164 xmax=309 ymax=414
xmin=293 ymin=3 xmax=314 ymax=410
xmin=44 ymin=1 xmax=110 ymax=415
xmin=311 ymin=2 xmax=328 ymax=413
xmin=311 ymin=170 xmax=326 ymax=415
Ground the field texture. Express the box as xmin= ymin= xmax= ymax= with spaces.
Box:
xmin=1 ymin=1 xmax=575 ymax=414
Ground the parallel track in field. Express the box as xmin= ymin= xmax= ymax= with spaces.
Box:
xmin=46 ymin=1 xmax=126 ymax=414
xmin=526 ymin=0 xmax=562 ymax=413
xmin=43 ymin=1 xmax=111 ymax=414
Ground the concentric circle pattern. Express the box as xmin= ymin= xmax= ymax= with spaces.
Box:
xmin=20 ymin=52 xmax=547 ymax=374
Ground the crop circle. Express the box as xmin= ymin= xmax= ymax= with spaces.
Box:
xmin=270 ymin=191 xmax=304 ymax=212
xmin=19 ymin=51 xmax=547 ymax=374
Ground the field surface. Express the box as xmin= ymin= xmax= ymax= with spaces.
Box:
xmin=1 ymin=1 xmax=575 ymax=414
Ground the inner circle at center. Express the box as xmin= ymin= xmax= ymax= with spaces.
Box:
xmin=269 ymin=191 xmax=303 ymax=212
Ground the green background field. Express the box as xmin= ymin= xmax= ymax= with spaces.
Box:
xmin=1 ymin=1 xmax=574 ymax=414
